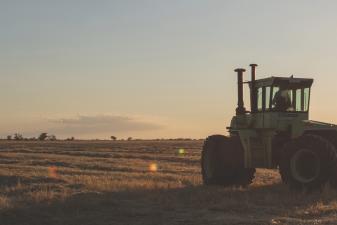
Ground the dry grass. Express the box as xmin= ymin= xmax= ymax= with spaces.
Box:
xmin=0 ymin=140 xmax=337 ymax=225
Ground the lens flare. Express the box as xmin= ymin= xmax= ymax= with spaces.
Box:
xmin=178 ymin=148 xmax=185 ymax=156
xmin=149 ymin=163 xmax=158 ymax=172
xmin=48 ymin=166 xmax=58 ymax=178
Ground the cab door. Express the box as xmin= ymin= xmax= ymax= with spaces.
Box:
xmin=249 ymin=86 xmax=274 ymax=168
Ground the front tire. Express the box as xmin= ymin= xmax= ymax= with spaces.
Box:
xmin=201 ymin=135 xmax=255 ymax=187
xmin=279 ymin=135 xmax=337 ymax=191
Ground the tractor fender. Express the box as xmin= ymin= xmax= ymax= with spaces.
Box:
xmin=293 ymin=120 xmax=337 ymax=139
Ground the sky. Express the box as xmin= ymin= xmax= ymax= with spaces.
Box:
xmin=1 ymin=0 xmax=337 ymax=139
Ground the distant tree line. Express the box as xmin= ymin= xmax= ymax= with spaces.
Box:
xmin=5 ymin=133 xmax=58 ymax=141
xmin=108 ymin=136 xmax=202 ymax=141
xmin=110 ymin=136 xmax=132 ymax=141
xmin=3 ymin=134 xmax=201 ymax=141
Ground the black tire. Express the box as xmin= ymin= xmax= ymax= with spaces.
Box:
xmin=279 ymin=134 xmax=337 ymax=191
xmin=201 ymin=135 xmax=255 ymax=187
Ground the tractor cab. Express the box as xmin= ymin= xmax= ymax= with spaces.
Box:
xmin=230 ymin=66 xmax=314 ymax=136
xmin=252 ymin=77 xmax=313 ymax=114
xmin=229 ymin=65 xmax=317 ymax=169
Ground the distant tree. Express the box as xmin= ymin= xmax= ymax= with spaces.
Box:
xmin=47 ymin=135 xmax=57 ymax=141
xmin=14 ymin=133 xmax=23 ymax=140
xmin=111 ymin=136 xmax=117 ymax=141
xmin=66 ymin=137 xmax=75 ymax=141
xmin=38 ymin=133 xmax=48 ymax=141
xmin=127 ymin=137 xmax=133 ymax=141
xmin=7 ymin=135 xmax=12 ymax=140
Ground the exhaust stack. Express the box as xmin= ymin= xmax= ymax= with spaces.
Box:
xmin=234 ymin=68 xmax=246 ymax=115
xmin=250 ymin=64 xmax=258 ymax=113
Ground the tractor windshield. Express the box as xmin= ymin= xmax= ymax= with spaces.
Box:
xmin=257 ymin=86 xmax=310 ymax=112
xmin=271 ymin=87 xmax=293 ymax=111
xmin=271 ymin=86 xmax=310 ymax=112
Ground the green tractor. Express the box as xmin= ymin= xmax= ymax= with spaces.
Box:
xmin=202 ymin=64 xmax=337 ymax=191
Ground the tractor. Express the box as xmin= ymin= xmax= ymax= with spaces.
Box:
xmin=201 ymin=64 xmax=337 ymax=191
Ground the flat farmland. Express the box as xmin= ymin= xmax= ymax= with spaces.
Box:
xmin=0 ymin=140 xmax=337 ymax=225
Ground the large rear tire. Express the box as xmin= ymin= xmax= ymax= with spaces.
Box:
xmin=201 ymin=135 xmax=255 ymax=187
xmin=279 ymin=135 xmax=337 ymax=191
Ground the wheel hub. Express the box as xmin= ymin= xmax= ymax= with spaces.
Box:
xmin=290 ymin=149 xmax=321 ymax=183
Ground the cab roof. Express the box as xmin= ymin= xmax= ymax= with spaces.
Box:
xmin=251 ymin=76 xmax=314 ymax=89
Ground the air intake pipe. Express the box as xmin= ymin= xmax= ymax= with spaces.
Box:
xmin=250 ymin=64 xmax=258 ymax=113
xmin=234 ymin=68 xmax=246 ymax=115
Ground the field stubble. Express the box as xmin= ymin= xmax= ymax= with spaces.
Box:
xmin=0 ymin=140 xmax=337 ymax=225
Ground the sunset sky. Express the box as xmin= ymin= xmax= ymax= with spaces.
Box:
xmin=1 ymin=0 xmax=337 ymax=139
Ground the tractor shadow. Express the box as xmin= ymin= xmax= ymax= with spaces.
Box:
xmin=1 ymin=181 xmax=337 ymax=225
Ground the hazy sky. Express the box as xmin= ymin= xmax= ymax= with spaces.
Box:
xmin=1 ymin=0 xmax=337 ymax=139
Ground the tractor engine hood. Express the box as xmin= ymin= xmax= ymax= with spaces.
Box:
xmin=302 ymin=120 xmax=337 ymax=130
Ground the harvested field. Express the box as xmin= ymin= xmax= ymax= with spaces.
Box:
xmin=0 ymin=140 xmax=337 ymax=225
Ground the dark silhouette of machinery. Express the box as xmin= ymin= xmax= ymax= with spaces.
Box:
xmin=202 ymin=64 xmax=337 ymax=191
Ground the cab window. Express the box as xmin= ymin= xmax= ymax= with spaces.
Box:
xmin=304 ymin=88 xmax=310 ymax=111
xmin=257 ymin=87 xmax=263 ymax=111
xmin=257 ymin=86 xmax=272 ymax=112
xmin=295 ymin=89 xmax=302 ymax=111
xmin=271 ymin=86 xmax=294 ymax=111
xmin=271 ymin=87 xmax=280 ymax=110
xmin=271 ymin=86 xmax=310 ymax=112
xmin=265 ymin=87 xmax=271 ymax=110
